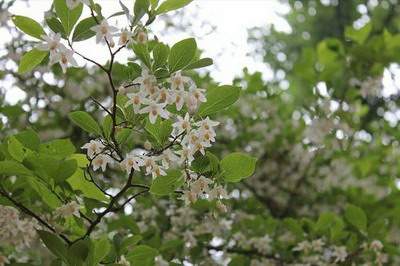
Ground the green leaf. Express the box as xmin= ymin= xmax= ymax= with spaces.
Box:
xmin=153 ymin=42 xmax=170 ymax=69
xmin=68 ymin=239 xmax=89 ymax=263
xmin=345 ymin=22 xmax=371 ymax=45
xmin=344 ymin=204 xmax=367 ymax=232
xmin=12 ymin=15 xmax=46 ymax=39
xmin=0 ymin=160 xmax=32 ymax=176
xmin=72 ymin=17 xmax=97 ymax=42
xmin=67 ymin=169 xmax=107 ymax=201
xmin=39 ymin=139 xmax=76 ymax=158
xmin=54 ymin=0 xmax=83 ymax=35
xmin=198 ymin=85 xmax=241 ymax=117
xmin=156 ymin=0 xmax=193 ymax=14
xmin=127 ymin=245 xmax=158 ymax=265
xmin=7 ymin=136 xmax=25 ymax=162
xmin=46 ymin=17 xmax=66 ymax=38
xmin=184 ymin=57 xmax=213 ymax=70
xmin=168 ymin=38 xmax=197 ymax=73
xmin=144 ymin=118 xmax=172 ymax=147
xmin=102 ymin=115 xmax=113 ymax=140
xmin=134 ymin=0 xmax=150 ymax=22
xmin=68 ymin=111 xmax=102 ymax=135
xmin=87 ymin=237 xmax=111 ymax=266
xmin=27 ymin=176 xmax=62 ymax=208
xmin=18 ymin=49 xmax=48 ymax=74
xmin=221 ymin=152 xmax=257 ymax=182
xmin=14 ymin=129 xmax=40 ymax=151
xmin=150 ymin=169 xmax=183 ymax=195
xmin=37 ymin=230 xmax=68 ymax=261
xmin=132 ymin=43 xmax=152 ymax=69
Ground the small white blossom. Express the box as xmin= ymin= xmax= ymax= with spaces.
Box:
xmin=37 ymin=32 xmax=64 ymax=55
xmin=133 ymin=68 xmax=157 ymax=93
xmin=139 ymin=102 xmax=169 ymax=124
xmin=177 ymin=146 xmax=195 ymax=163
xmin=120 ymin=155 xmax=144 ymax=173
xmin=54 ymin=201 xmax=80 ymax=218
xmin=158 ymin=149 xmax=179 ymax=169
xmin=209 ymin=185 xmax=228 ymax=200
xmin=169 ymin=71 xmax=191 ymax=91
xmin=170 ymin=90 xmax=186 ymax=111
xmin=49 ymin=46 xmax=78 ymax=73
xmin=81 ymin=140 xmax=105 ymax=159
xmin=91 ymin=19 xmax=118 ymax=46
xmin=173 ymin=113 xmax=191 ymax=134
xmin=191 ymin=176 xmax=212 ymax=194
xmin=332 ymin=246 xmax=347 ymax=263
xmin=92 ymin=154 xmax=113 ymax=172
xmin=119 ymin=29 xmax=134 ymax=45
xmin=126 ymin=92 xmax=146 ymax=113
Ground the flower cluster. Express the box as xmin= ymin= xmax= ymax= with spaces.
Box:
xmin=0 ymin=206 xmax=37 ymax=250
xmin=82 ymin=68 xmax=223 ymax=205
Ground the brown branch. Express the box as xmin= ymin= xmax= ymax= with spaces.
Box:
xmin=0 ymin=188 xmax=71 ymax=245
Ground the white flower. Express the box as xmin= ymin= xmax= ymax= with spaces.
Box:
xmin=37 ymin=32 xmax=64 ymax=55
xmin=142 ymin=156 xmax=157 ymax=175
xmin=332 ymin=246 xmax=347 ymax=263
xmin=170 ymin=89 xmax=186 ymax=111
xmin=370 ymin=240 xmax=383 ymax=251
xmin=196 ymin=117 xmax=220 ymax=134
xmin=191 ymin=176 xmax=212 ymax=194
xmin=139 ymin=102 xmax=169 ymax=124
xmin=180 ymin=190 xmax=197 ymax=205
xmin=119 ymin=29 xmax=134 ymax=45
xmin=293 ymin=241 xmax=312 ymax=252
xmin=199 ymin=129 xmax=216 ymax=144
xmin=173 ymin=113 xmax=191 ymax=134
xmin=133 ymin=68 xmax=157 ymax=94
xmin=177 ymin=146 xmax=195 ymax=163
xmin=209 ymin=185 xmax=228 ymax=200
xmin=193 ymin=140 xmax=211 ymax=155
xmin=311 ymin=239 xmax=325 ymax=252
xmin=188 ymin=85 xmax=206 ymax=104
xmin=81 ymin=140 xmax=105 ymax=159
xmin=91 ymin=19 xmax=118 ymax=46
xmin=92 ymin=154 xmax=113 ymax=171
xmin=120 ymin=155 xmax=144 ymax=173
xmin=158 ymin=149 xmax=179 ymax=169
xmin=49 ymin=46 xmax=78 ymax=73
xmin=126 ymin=92 xmax=146 ymax=113
xmin=118 ymin=255 xmax=130 ymax=266
xmin=168 ymin=71 xmax=191 ymax=91
xmin=150 ymin=164 xmax=167 ymax=178
xmin=54 ymin=201 xmax=80 ymax=218
xmin=136 ymin=30 xmax=148 ymax=44
xmin=216 ymin=200 xmax=227 ymax=213
xmin=156 ymin=87 xmax=172 ymax=104
xmin=66 ymin=0 xmax=90 ymax=9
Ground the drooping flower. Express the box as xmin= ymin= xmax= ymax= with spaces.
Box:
xmin=118 ymin=29 xmax=134 ymax=45
xmin=136 ymin=30 xmax=148 ymax=44
xmin=92 ymin=154 xmax=113 ymax=172
xmin=158 ymin=149 xmax=179 ymax=169
xmin=196 ymin=117 xmax=220 ymax=135
xmin=54 ymin=201 xmax=80 ymax=218
xmin=168 ymin=71 xmax=191 ymax=91
xmin=81 ymin=140 xmax=105 ymax=159
xmin=170 ymin=89 xmax=186 ymax=111
xmin=91 ymin=19 xmax=118 ymax=46
xmin=49 ymin=46 xmax=78 ymax=73
xmin=173 ymin=113 xmax=191 ymax=134
xmin=177 ymin=146 xmax=195 ymax=163
xmin=191 ymin=176 xmax=212 ymax=194
xmin=133 ymin=68 xmax=157 ymax=93
xmin=120 ymin=155 xmax=144 ymax=173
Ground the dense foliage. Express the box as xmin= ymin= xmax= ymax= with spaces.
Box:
xmin=1 ymin=0 xmax=400 ymax=265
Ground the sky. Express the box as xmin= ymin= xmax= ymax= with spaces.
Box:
xmin=7 ymin=0 xmax=290 ymax=83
